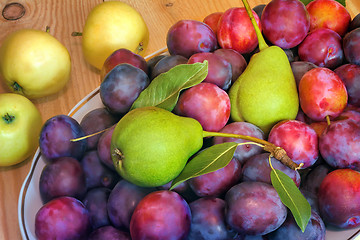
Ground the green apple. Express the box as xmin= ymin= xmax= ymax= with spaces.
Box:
xmin=0 ymin=29 xmax=71 ymax=99
xmin=0 ymin=93 xmax=42 ymax=167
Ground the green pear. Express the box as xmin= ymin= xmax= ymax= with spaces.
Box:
xmin=229 ymin=0 xmax=299 ymax=134
xmin=111 ymin=106 xmax=203 ymax=187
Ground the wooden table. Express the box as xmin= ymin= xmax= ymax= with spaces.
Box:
xmin=0 ymin=0 xmax=359 ymax=239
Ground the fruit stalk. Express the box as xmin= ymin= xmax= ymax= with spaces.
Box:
xmin=203 ymin=130 xmax=301 ymax=170
xmin=241 ymin=0 xmax=268 ymax=51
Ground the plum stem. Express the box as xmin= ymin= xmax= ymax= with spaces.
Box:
xmin=326 ymin=115 xmax=331 ymax=126
xmin=203 ymin=130 xmax=301 ymax=170
xmin=241 ymin=0 xmax=268 ymax=51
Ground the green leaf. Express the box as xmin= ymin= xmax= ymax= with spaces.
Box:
xmin=300 ymin=0 xmax=345 ymax=6
xmin=170 ymin=142 xmax=238 ymax=190
xmin=131 ymin=61 xmax=208 ymax=111
xmin=270 ymin=169 xmax=311 ymax=232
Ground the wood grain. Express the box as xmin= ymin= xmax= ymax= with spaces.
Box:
xmin=0 ymin=0 xmax=359 ymax=239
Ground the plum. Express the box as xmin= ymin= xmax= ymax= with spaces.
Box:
xmin=349 ymin=13 xmax=360 ymax=31
xmin=225 ymin=181 xmax=287 ymax=235
xmin=83 ymin=187 xmax=111 ymax=229
xmin=298 ymin=28 xmax=344 ymax=69
xmin=97 ymin=124 xmax=116 ymax=170
xmin=151 ymin=54 xmax=188 ymax=79
xmin=343 ymin=28 xmax=360 ymax=65
xmin=35 ymin=196 xmax=91 ymax=240
xmin=242 ymin=153 xmax=301 ymax=187
xmin=188 ymin=157 xmax=242 ymax=197
xmin=290 ymin=61 xmax=317 ymax=89
xmin=203 ymin=12 xmax=223 ymax=35
xmin=188 ymin=52 xmax=232 ymax=90
xmin=213 ymin=121 xmax=264 ymax=165
xmin=166 ymin=19 xmax=217 ymax=58
xmin=81 ymin=150 xmax=120 ymax=190
xmin=213 ymin=48 xmax=247 ymax=83
xmin=147 ymin=54 xmax=167 ymax=78
xmin=306 ymin=0 xmax=351 ymax=36
xmin=261 ymin=0 xmax=310 ymax=49
xmin=299 ymin=67 xmax=348 ymax=122
xmin=217 ymin=7 xmax=261 ymax=54
xmin=334 ymin=64 xmax=360 ymax=107
xmin=319 ymin=119 xmax=360 ymax=170
xmin=318 ymin=169 xmax=360 ymax=229
xmin=187 ymin=197 xmax=234 ymax=240
xmin=88 ymin=226 xmax=131 ymax=240
xmin=39 ymin=114 xmax=87 ymax=161
xmin=80 ymin=107 xmax=118 ymax=150
xmin=39 ymin=157 xmax=86 ymax=203
xmin=130 ymin=190 xmax=191 ymax=240
xmin=253 ymin=4 xmax=266 ymax=19
xmin=301 ymin=163 xmax=333 ymax=195
xmin=174 ymin=82 xmax=230 ymax=132
xmin=107 ymin=180 xmax=155 ymax=229
xmin=100 ymin=63 xmax=150 ymax=115
xmin=100 ymin=48 xmax=148 ymax=80
xmin=268 ymin=120 xmax=319 ymax=168
xmin=266 ymin=210 xmax=325 ymax=240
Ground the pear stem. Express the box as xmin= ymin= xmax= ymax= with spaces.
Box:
xmin=203 ymin=130 xmax=301 ymax=171
xmin=241 ymin=0 xmax=268 ymax=51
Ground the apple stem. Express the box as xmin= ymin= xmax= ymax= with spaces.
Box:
xmin=135 ymin=41 xmax=145 ymax=54
xmin=71 ymin=32 xmax=83 ymax=36
xmin=12 ymin=82 xmax=23 ymax=94
xmin=2 ymin=113 xmax=15 ymax=124
xmin=241 ymin=0 xmax=268 ymax=51
xmin=202 ymin=130 xmax=301 ymax=170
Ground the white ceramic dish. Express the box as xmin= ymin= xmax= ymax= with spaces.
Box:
xmin=18 ymin=48 xmax=360 ymax=240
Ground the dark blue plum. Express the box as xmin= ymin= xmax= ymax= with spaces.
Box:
xmin=107 ymin=180 xmax=155 ymax=229
xmin=97 ymin=125 xmax=116 ymax=171
xmin=225 ymin=181 xmax=287 ymax=236
xmin=81 ymin=150 xmax=120 ymax=190
xmin=166 ymin=19 xmax=217 ymax=58
xmin=35 ymin=196 xmax=91 ymax=240
xmin=100 ymin=63 xmax=150 ymax=115
xmin=301 ymin=163 xmax=333 ymax=195
xmin=266 ymin=210 xmax=325 ymax=240
xmin=343 ymin=28 xmax=360 ymax=65
xmin=188 ymin=197 xmax=234 ymax=240
xmin=242 ymin=153 xmax=301 ymax=187
xmin=80 ymin=107 xmax=119 ymax=150
xmin=39 ymin=114 xmax=87 ymax=161
xmin=83 ymin=187 xmax=111 ymax=229
xmin=39 ymin=157 xmax=86 ymax=203
xmin=151 ymin=54 xmax=188 ymax=79
xmin=88 ymin=226 xmax=131 ymax=240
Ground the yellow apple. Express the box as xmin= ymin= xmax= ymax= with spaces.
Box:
xmin=0 ymin=29 xmax=71 ymax=99
xmin=82 ymin=1 xmax=149 ymax=70
xmin=0 ymin=93 xmax=42 ymax=167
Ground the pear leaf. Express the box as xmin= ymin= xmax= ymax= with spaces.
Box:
xmin=130 ymin=61 xmax=208 ymax=111
xmin=300 ymin=0 xmax=345 ymax=6
xmin=170 ymin=142 xmax=238 ymax=190
xmin=270 ymin=169 xmax=311 ymax=232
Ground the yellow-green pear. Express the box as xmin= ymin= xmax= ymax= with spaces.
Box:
xmin=229 ymin=0 xmax=299 ymax=134
xmin=111 ymin=106 xmax=203 ymax=187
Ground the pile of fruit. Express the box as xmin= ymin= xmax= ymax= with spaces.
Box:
xmin=1 ymin=0 xmax=360 ymax=239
